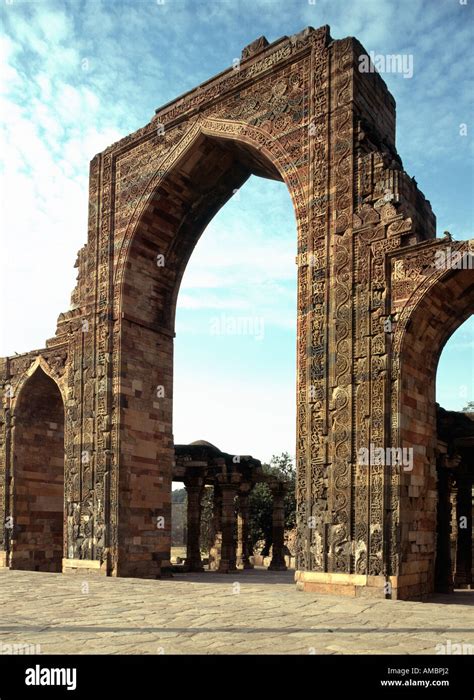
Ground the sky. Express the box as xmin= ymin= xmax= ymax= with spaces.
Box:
xmin=0 ymin=0 xmax=473 ymax=463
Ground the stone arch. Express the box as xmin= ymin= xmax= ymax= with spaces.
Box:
xmin=10 ymin=355 xmax=67 ymax=414
xmin=111 ymin=118 xmax=301 ymax=577
xmin=113 ymin=117 xmax=305 ymax=316
xmin=10 ymin=365 xmax=65 ymax=572
xmin=392 ymin=267 xmax=474 ymax=597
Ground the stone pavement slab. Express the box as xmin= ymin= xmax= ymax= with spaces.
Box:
xmin=0 ymin=569 xmax=472 ymax=655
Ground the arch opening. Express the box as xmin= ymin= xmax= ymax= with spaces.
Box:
xmin=11 ymin=367 xmax=65 ymax=572
xmin=172 ymin=174 xmax=297 ymax=572
xmin=434 ymin=316 xmax=474 ymax=593
xmin=117 ymin=131 xmax=298 ymax=577
xmin=397 ymin=269 xmax=474 ymax=597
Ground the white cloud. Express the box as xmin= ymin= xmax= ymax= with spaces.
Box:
xmin=173 ymin=371 xmax=296 ymax=463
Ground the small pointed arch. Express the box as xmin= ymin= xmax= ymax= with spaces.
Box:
xmin=10 ymin=364 xmax=65 ymax=572
xmin=11 ymin=356 xmax=66 ymax=415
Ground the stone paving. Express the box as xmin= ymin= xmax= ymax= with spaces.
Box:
xmin=0 ymin=568 xmax=472 ymax=655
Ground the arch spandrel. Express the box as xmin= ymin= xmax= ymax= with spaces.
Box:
xmin=390 ymin=240 xmax=474 ymax=361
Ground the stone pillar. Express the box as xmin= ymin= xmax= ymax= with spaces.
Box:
xmin=269 ymin=481 xmax=288 ymax=571
xmin=454 ymin=468 xmax=473 ymax=588
xmin=237 ymin=490 xmax=253 ymax=569
xmin=435 ymin=453 xmax=458 ymax=593
xmin=450 ymin=485 xmax=458 ymax=581
xmin=184 ymin=477 xmax=204 ymax=572
xmin=209 ymin=485 xmax=222 ymax=571
xmin=217 ymin=473 xmax=240 ymax=573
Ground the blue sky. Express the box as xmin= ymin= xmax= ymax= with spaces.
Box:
xmin=0 ymin=0 xmax=472 ymax=461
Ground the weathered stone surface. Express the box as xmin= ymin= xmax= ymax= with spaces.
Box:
xmin=0 ymin=25 xmax=472 ymax=600
xmin=0 ymin=568 xmax=473 ymax=655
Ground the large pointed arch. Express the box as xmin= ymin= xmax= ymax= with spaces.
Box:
xmin=109 ymin=118 xmax=303 ymax=577
xmin=113 ymin=117 xmax=307 ymax=303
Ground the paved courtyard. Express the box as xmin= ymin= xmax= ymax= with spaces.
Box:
xmin=0 ymin=568 xmax=472 ymax=655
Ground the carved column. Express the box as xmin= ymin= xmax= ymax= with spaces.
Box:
xmin=454 ymin=457 xmax=473 ymax=588
xmin=184 ymin=477 xmax=204 ymax=572
xmin=237 ymin=489 xmax=253 ymax=569
xmin=269 ymin=481 xmax=288 ymax=571
xmin=435 ymin=453 xmax=458 ymax=593
xmin=450 ymin=484 xmax=458 ymax=582
xmin=217 ymin=472 xmax=240 ymax=573
xmin=209 ymin=484 xmax=222 ymax=571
